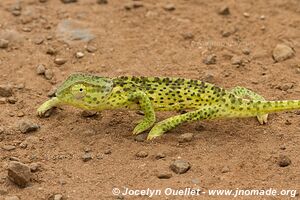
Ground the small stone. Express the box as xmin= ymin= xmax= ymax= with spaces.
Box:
xmin=47 ymin=87 xmax=57 ymax=97
xmin=18 ymin=120 xmax=39 ymax=133
xmin=0 ymin=187 xmax=8 ymax=195
xmin=181 ymin=32 xmax=194 ymax=40
xmin=0 ymin=98 xmax=6 ymax=104
xmin=36 ymin=64 xmax=46 ymax=75
xmin=163 ymin=3 xmax=175 ymax=11
xmin=203 ymin=54 xmax=217 ymax=65
xmin=134 ymin=133 xmax=147 ymax=142
xmin=277 ymin=83 xmax=293 ymax=91
xmin=272 ymin=44 xmax=294 ymax=62
xmin=82 ymin=153 xmax=92 ymax=162
xmin=75 ymin=52 xmax=84 ymax=59
xmin=285 ymin=120 xmax=292 ymax=125
xmin=136 ymin=151 xmax=148 ymax=158
xmin=124 ymin=2 xmax=143 ymax=10
xmin=0 ymin=39 xmax=9 ymax=48
xmin=86 ymin=45 xmax=97 ymax=53
xmin=61 ymin=0 xmax=77 ymax=3
xmin=9 ymin=157 xmax=20 ymax=162
xmin=44 ymin=69 xmax=54 ymax=80
xmin=104 ymin=149 xmax=112 ymax=155
xmin=260 ymin=15 xmax=265 ymax=20
xmin=280 ymin=145 xmax=286 ymax=150
xmin=97 ymin=0 xmax=108 ymax=4
xmin=178 ymin=133 xmax=194 ymax=143
xmin=48 ymin=194 xmax=63 ymax=200
xmin=243 ymin=12 xmax=250 ymax=18
xmin=218 ymin=5 xmax=230 ymax=15
xmin=11 ymin=10 xmax=21 ymax=16
xmin=22 ymin=27 xmax=32 ymax=32
xmin=54 ymin=58 xmax=67 ymax=65
xmin=277 ymin=155 xmax=291 ymax=167
xmin=33 ymin=38 xmax=44 ymax=45
xmin=81 ymin=110 xmax=98 ymax=117
xmin=83 ymin=146 xmax=92 ymax=152
xmin=157 ymin=172 xmax=172 ymax=179
xmin=29 ymin=163 xmax=41 ymax=172
xmin=46 ymin=47 xmax=57 ymax=55
xmin=2 ymin=145 xmax=16 ymax=151
xmin=242 ymin=48 xmax=251 ymax=55
xmin=221 ymin=165 xmax=230 ymax=173
xmin=170 ymin=160 xmax=191 ymax=174
xmin=7 ymin=97 xmax=18 ymax=104
xmin=0 ymin=85 xmax=13 ymax=97
xmin=17 ymin=111 xmax=25 ymax=117
xmin=155 ymin=152 xmax=166 ymax=159
xmin=7 ymin=161 xmax=31 ymax=188
xmin=231 ymin=55 xmax=243 ymax=66
xmin=5 ymin=196 xmax=20 ymax=200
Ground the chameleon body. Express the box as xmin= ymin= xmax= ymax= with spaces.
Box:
xmin=37 ymin=74 xmax=300 ymax=140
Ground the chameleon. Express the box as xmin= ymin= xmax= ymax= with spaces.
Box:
xmin=37 ymin=73 xmax=300 ymax=140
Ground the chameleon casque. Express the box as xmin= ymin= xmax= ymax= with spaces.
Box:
xmin=37 ymin=74 xmax=300 ymax=140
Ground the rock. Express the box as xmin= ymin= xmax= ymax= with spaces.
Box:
xmin=221 ymin=165 xmax=230 ymax=173
xmin=170 ymin=160 xmax=191 ymax=174
xmin=33 ymin=38 xmax=44 ymax=45
xmin=218 ymin=5 xmax=230 ymax=15
xmin=178 ymin=133 xmax=194 ymax=143
xmin=221 ymin=27 xmax=237 ymax=37
xmin=61 ymin=0 xmax=77 ymax=3
xmin=104 ymin=149 xmax=111 ymax=155
xmin=203 ymin=54 xmax=217 ymax=65
xmin=157 ymin=172 xmax=172 ymax=179
xmin=48 ymin=194 xmax=63 ymax=200
xmin=163 ymin=3 xmax=175 ymax=11
xmin=136 ymin=151 xmax=148 ymax=158
xmin=276 ymin=83 xmax=293 ymax=91
xmin=44 ymin=69 xmax=54 ymax=80
xmin=18 ymin=120 xmax=39 ymax=133
xmin=11 ymin=10 xmax=21 ymax=16
xmin=7 ymin=97 xmax=18 ymax=104
xmin=242 ymin=48 xmax=251 ymax=55
xmin=7 ymin=161 xmax=31 ymax=188
xmin=81 ymin=110 xmax=98 ymax=117
xmin=46 ymin=47 xmax=57 ymax=55
xmin=29 ymin=163 xmax=41 ymax=172
xmin=0 ymin=85 xmax=13 ymax=97
xmin=0 ymin=98 xmax=6 ymax=104
xmin=134 ymin=133 xmax=147 ymax=142
xmin=155 ymin=152 xmax=166 ymax=159
xmin=243 ymin=12 xmax=250 ymax=18
xmin=277 ymin=155 xmax=291 ymax=167
xmin=54 ymin=58 xmax=67 ymax=65
xmin=272 ymin=44 xmax=294 ymax=62
xmin=181 ymin=32 xmax=194 ymax=40
xmin=0 ymin=39 xmax=9 ymax=48
xmin=2 ymin=145 xmax=16 ymax=151
xmin=86 ymin=45 xmax=97 ymax=53
xmin=36 ymin=64 xmax=46 ymax=75
xmin=124 ymin=2 xmax=143 ymax=10
xmin=75 ymin=52 xmax=84 ymax=59
xmin=5 ymin=196 xmax=20 ymax=200
xmin=82 ymin=153 xmax=92 ymax=162
xmin=0 ymin=187 xmax=8 ymax=195
xmin=97 ymin=0 xmax=108 ymax=4
xmin=22 ymin=27 xmax=32 ymax=32
xmin=47 ymin=87 xmax=57 ymax=97
xmin=231 ymin=55 xmax=244 ymax=66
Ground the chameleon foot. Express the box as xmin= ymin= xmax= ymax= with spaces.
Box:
xmin=133 ymin=120 xmax=154 ymax=135
xmin=37 ymin=97 xmax=60 ymax=117
xmin=147 ymin=124 xmax=165 ymax=140
xmin=257 ymin=114 xmax=268 ymax=124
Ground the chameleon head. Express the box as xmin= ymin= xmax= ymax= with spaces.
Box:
xmin=55 ymin=73 xmax=113 ymax=110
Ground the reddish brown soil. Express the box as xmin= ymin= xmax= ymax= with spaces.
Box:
xmin=0 ymin=0 xmax=299 ymax=200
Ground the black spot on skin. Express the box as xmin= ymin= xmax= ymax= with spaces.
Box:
xmin=93 ymin=97 xmax=97 ymax=101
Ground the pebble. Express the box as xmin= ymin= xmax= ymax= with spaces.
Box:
xmin=22 ymin=27 xmax=32 ymax=32
xmin=218 ymin=5 xmax=230 ymax=15
xmin=163 ymin=3 xmax=175 ymax=11
xmin=7 ymin=161 xmax=31 ymax=188
xmin=0 ymin=85 xmax=13 ymax=97
xmin=54 ymin=58 xmax=67 ymax=65
xmin=61 ymin=0 xmax=77 ymax=3
xmin=47 ymin=87 xmax=57 ymax=97
xmin=46 ymin=47 xmax=57 ymax=55
xmin=136 ymin=151 xmax=148 ymax=158
xmin=0 ymin=39 xmax=9 ymax=48
xmin=231 ymin=55 xmax=244 ymax=66
xmin=97 ymin=0 xmax=108 ymax=4
xmin=170 ymin=160 xmax=191 ymax=174
xmin=48 ymin=194 xmax=63 ymax=200
xmin=242 ymin=48 xmax=251 ymax=55
xmin=272 ymin=44 xmax=294 ymax=62
xmin=155 ymin=152 xmax=166 ymax=159
xmin=104 ymin=149 xmax=112 ymax=155
xmin=18 ymin=120 xmax=40 ymax=133
xmin=2 ymin=145 xmax=16 ymax=151
xmin=5 ymin=196 xmax=20 ymax=200
xmin=86 ymin=45 xmax=97 ymax=53
xmin=11 ymin=10 xmax=21 ymax=16
xmin=277 ymin=155 xmax=291 ymax=167
xmin=276 ymin=83 xmax=293 ymax=91
xmin=203 ymin=54 xmax=217 ymax=65
xmin=7 ymin=97 xmax=18 ymax=104
xmin=33 ymin=38 xmax=44 ymax=45
xmin=243 ymin=12 xmax=250 ymax=18
xmin=0 ymin=98 xmax=6 ymax=104
xmin=221 ymin=27 xmax=237 ymax=37
xmin=36 ymin=64 xmax=46 ymax=75
xmin=76 ymin=52 xmax=84 ymax=59
xmin=124 ymin=2 xmax=144 ymax=10
xmin=81 ymin=110 xmax=98 ymax=117
xmin=82 ymin=153 xmax=92 ymax=162
xmin=157 ymin=172 xmax=172 ymax=179
xmin=178 ymin=133 xmax=194 ymax=143
xmin=221 ymin=165 xmax=230 ymax=173
xmin=134 ymin=133 xmax=147 ymax=142
xmin=181 ymin=32 xmax=194 ymax=40
xmin=29 ymin=162 xmax=41 ymax=172
xmin=44 ymin=69 xmax=54 ymax=80
xmin=260 ymin=15 xmax=265 ymax=20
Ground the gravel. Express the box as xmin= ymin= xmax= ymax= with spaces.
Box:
xmin=7 ymin=161 xmax=31 ymax=188
xmin=0 ymin=85 xmax=13 ymax=97
xmin=54 ymin=58 xmax=67 ymax=65
xmin=178 ymin=133 xmax=194 ymax=143
xmin=18 ymin=120 xmax=40 ymax=133
xmin=277 ymin=155 xmax=291 ymax=167
xmin=36 ymin=64 xmax=46 ymax=75
xmin=157 ymin=172 xmax=172 ymax=179
xmin=272 ymin=44 xmax=294 ymax=62
xmin=82 ymin=153 xmax=93 ymax=162
xmin=170 ymin=160 xmax=191 ymax=174
xmin=136 ymin=151 xmax=148 ymax=158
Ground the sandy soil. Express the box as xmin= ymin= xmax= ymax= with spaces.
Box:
xmin=0 ymin=0 xmax=299 ymax=199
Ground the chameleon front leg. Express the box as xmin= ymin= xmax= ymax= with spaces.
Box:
xmin=230 ymin=86 xmax=268 ymax=124
xmin=37 ymin=97 xmax=61 ymax=117
xmin=129 ymin=91 xmax=156 ymax=135
xmin=147 ymin=106 xmax=216 ymax=140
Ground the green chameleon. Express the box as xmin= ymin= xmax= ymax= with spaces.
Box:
xmin=37 ymin=74 xmax=300 ymax=140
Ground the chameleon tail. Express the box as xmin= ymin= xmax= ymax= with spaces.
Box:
xmin=230 ymin=100 xmax=300 ymax=118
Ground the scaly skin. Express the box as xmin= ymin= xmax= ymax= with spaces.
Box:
xmin=37 ymin=74 xmax=300 ymax=140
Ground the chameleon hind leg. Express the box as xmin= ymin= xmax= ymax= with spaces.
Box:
xmin=37 ymin=97 xmax=61 ymax=117
xmin=147 ymin=106 xmax=217 ymax=140
xmin=129 ymin=91 xmax=156 ymax=135
xmin=230 ymin=86 xmax=268 ymax=124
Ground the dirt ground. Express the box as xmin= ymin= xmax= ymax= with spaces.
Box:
xmin=0 ymin=0 xmax=299 ymax=199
